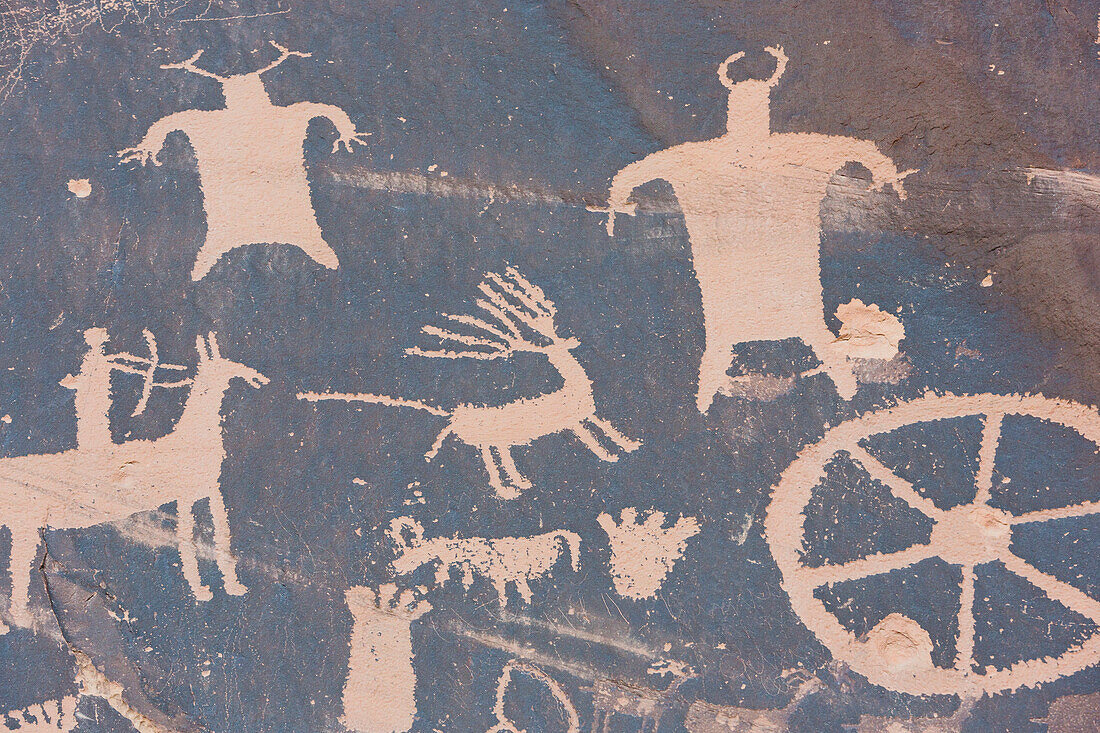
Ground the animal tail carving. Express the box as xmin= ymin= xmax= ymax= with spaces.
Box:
xmin=298 ymin=391 xmax=449 ymax=417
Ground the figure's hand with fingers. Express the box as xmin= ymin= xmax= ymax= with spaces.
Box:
xmin=604 ymin=201 xmax=637 ymax=236
xmin=118 ymin=144 xmax=161 ymax=167
xmin=871 ymin=166 xmax=918 ymax=201
xmin=332 ymin=130 xmax=371 ymax=154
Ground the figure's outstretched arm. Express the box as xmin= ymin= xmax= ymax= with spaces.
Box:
xmin=605 ymin=153 xmax=671 ymax=235
xmin=295 ymin=102 xmax=371 ymax=153
xmin=118 ymin=113 xmax=189 ymax=166
xmin=834 ymin=138 xmax=916 ymax=200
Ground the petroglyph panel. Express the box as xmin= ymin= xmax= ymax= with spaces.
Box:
xmin=1 ymin=1 xmax=1098 ymax=731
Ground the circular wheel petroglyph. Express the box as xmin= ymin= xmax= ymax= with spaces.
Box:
xmin=765 ymin=393 xmax=1100 ymax=697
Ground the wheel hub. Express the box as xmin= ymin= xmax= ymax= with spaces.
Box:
xmin=930 ymin=503 xmax=1012 ymax=566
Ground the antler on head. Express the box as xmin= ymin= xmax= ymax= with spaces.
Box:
xmin=407 ymin=267 xmax=562 ymax=361
xmin=161 ymin=50 xmax=228 ymax=81
xmin=253 ymin=41 xmax=312 ymax=75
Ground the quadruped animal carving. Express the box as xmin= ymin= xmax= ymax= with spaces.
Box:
xmin=684 ymin=669 xmax=824 ymax=733
xmin=299 ymin=267 xmax=640 ymax=498
xmin=597 ymin=508 xmax=700 ymax=600
xmin=0 ymin=331 xmax=267 ymax=631
xmin=119 ymin=42 xmax=370 ymax=280
xmin=605 ymin=47 xmax=914 ymax=412
xmin=486 ymin=659 xmax=580 ymax=733
xmin=1033 ymin=691 xmax=1100 ymax=733
xmin=591 ymin=660 xmax=696 ymax=733
xmin=342 ymin=583 xmax=431 ymax=733
xmin=387 ymin=517 xmax=580 ymax=606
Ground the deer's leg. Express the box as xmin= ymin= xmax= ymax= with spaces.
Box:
xmin=207 ymin=491 xmax=247 ymax=596
xmin=7 ymin=529 xmax=40 ymax=630
xmin=586 ymin=416 xmax=640 ymax=452
xmin=480 ymin=446 xmax=518 ymax=499
xmin=425 ymin=426 xmax=453 ymax=461
xmin=177 ymin=501 xmax=212 ymax=602
xmin=497 ymin=447 xmax=531 ymax=493
xmin=572 ymin=424 xmax=617 ymax=462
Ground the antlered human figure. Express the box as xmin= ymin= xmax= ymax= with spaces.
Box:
xmin=607 ymin=47 xmax=913 ymax=412
xmin=120 ymin=43 xmax=370 ymax=280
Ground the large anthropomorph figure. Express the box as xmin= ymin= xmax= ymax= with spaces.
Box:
xmin=607 ymin=47 xmax=913 ymax=412
xmin=120 ymin=42 xmax=370 ymax=280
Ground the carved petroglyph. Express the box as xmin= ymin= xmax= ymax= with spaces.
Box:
xmin=597 ymin=508 xmax=700 ymax=600
xmin=387 ymin=517 xmax=580 ymax=606
xmin=341 ymin=583 xmax=431 ymax=733
xmin=59 ymin=328 xmax=190 ymax=450
xmin=485 ymin=660 xmax=580 ymax=733
xmin=2 ymin=697 xmax=78 ymax=732
xmin=0 ymin=332 xmax=266 ymax=630
xmin=1034 ymin=691 xmax=1100 ymax=733
xmin=591 ymin=660 xmax=696 ymax=733
xmin=2 ymin=647 xmax=164 ymax=733
xmin=606 ymin=47 xmax=913 ymax=411
xmin=684 ymin=671 xmax=823 ymax=733
xmin=856 ymin=710 xmax=970 ymax=733
xmin=835 ymin=300 xmax=904 ymax=361
xmin=764 ymin=392 xmax=1100 ymax=696
xmin=120 ymin=42 xmax=369 ymax=279
xmin=300 ymin=268 xmax=640 ymax=498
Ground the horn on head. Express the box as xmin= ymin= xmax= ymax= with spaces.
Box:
xmin=717 ymin=51 xmax=746 ymax=91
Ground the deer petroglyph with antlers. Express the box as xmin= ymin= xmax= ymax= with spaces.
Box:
xmin=0 ymin=331 xmax=267 ymax=632
xmin=120 ymin=42 xmax=370 ymax=280
xmin=300 ymin=267 xmax=640 ymax=497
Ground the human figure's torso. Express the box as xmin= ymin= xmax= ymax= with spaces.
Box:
xmin=174 ymin=105 xmax=322 ymax=244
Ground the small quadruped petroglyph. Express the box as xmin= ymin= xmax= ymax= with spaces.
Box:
xmin=387 ymin=516 xmax=581 ymax=606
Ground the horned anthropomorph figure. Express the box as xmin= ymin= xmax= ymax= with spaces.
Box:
xmin=120 ymin=42 xmax=370 ymax=280
xmin=606 ymin=47 xmax=914 ymax=412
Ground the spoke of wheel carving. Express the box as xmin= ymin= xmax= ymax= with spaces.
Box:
xmin=802 ymin=543 xmax=937 ymax=588
xmin=1010 ymin=500 xmax=1100 ymax=525
xmin=848 ymin=445 xmax=942 ymax=519
xmin=973 ymin=412 xmax=1003 ymax=506
xmin=955 ymin=563 xmax=976 ymax=673
xmin=1002 ymin=553 xmax=1100 ymax=625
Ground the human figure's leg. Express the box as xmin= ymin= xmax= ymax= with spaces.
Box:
xmin=294 ymin=235 xmax=340 ymax=271
xmin=803 ymin=326 xmax=857 ymax=400
xmin=192 ymin=234 xmax=238 ymax=281
xmin=8 ymin=528 xmax=39 ymax=630
xmin=694 ymin=259 xmax=741 ymax=413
